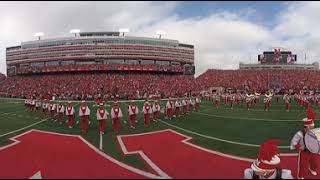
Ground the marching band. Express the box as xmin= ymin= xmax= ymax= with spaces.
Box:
xmin=23 ymin=89 xmax=320 ymax=179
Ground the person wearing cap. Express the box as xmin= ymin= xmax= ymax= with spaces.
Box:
xmin=49 ymin=100 xmax=56 ymax=121
xmin=290 ymin=107 xmax=318 ymax=179
xmin=142 ymin=100 xmax=153 ymax=127
xmin=263 ymin=91 xmax=270 ymax=111
xmin=195 ymin=95 xmax=201 ymax=111
xmin=35 ymin=97 xmax=41 ymax=112
xmin=214 ymin=93 xmax=220 ymax=109
xmin=30 ymin=97 xmax=36 ymax=112
xmin=182 ymin=96 xmax=189 ymax=114
xmin=165 ymin=97 xmax=174 ymax=120
xmin=65 ymin=101 xmax=75 ymax=128
xmin=244 ymin=139 xmax=293 ymax=179
xmin=96 ymin=101 xmax=108 ymax=134
xmin=110 ymin=101 xmax=123 ymax=133
xmin=189 ymin=97 xmax=195 ymax=112
xmin=128 ymin=99 xmax=139 ymax=129
xmin=42 ymin=99 xmax=49 ymax=118
xmin=174 ymin=97 xmax=182 ymax=118
xmin=26 ymin=97 xmax=30 ymax=112
xmin=152 ymin=99 xmax=161 ymax=122
xmin=24 ymin=98 xmax=28 ymax=108
xmin=56 ymin=101 xmax=64 ymax=124
xmin=79 ymin=100 xmax=91 ymax=134
xmin=230 ymin=93 xmax=236 ymax=110
xmin=283 ymin=93 xmax=291 ymax=112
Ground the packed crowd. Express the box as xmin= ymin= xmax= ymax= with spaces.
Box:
xmin=196 ymin=69 xmax=320 ymax=92
xmin=0 ymin=73 xmax=6 ymax=82
xmin=2 ymin=68 xmax=320 ymax=100
xmin=0 ymin=72 xmax=196 ymax=100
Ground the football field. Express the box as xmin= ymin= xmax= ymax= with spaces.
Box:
xmin=0 ymin=97 xmax=318 ymax=177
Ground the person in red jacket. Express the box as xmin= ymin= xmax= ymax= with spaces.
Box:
xmin=65 ymin=101 xmax=75 ymax=128
xmin=290 ymin=108 xmax=318 ymax=179
xmin=142 ymin=100 xmax=153 ymax=127
xmin=79 ymin=100 xmax=91 ymax=134
xmin=56 ymin=101 xmax=64 ymax=124
xmin=110 ymin=101 xmax=123 ymax=134
xmin=96 ymin=101 xmax=108 ymax=135
xmin=128 ymin=99 xmax=139 ymax=129
xmin=49 ymin=100 xmax=56 ymax=121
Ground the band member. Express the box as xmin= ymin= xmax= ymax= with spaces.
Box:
xmin=183 ymin=96 xmax=189 ymax=114
xmin=42 ymin=99 xmax=49 ymax=118
xmin=290 ymin=107 xmax=318 ymax=179
xmin=214 ymin=94 xmax=220 ymax=108
xmin=142 ymin=100 xmax=153 ymax=127
xmin=174 ymin=97 xmax=182 ymax=117
xmin=189 ymin=97 xmax=195 ymax=112
xmin=246 ymin=93 xmax=252 ymax=110
xmin=230 ymin=94 xmax=236 ymax=110
xmin=30 ymin=97 xmax=35 ymax=112
xmin=96 ymin=102 xmax=108 ymax=134
xmin=110 ymin=101 xmax=123 ymax=133
xmin=165 ymin=97 xmax=174 ymax=120
xmin=195 ymin=96 xmax=201 ymax=111
xmin=128 ymin=99 xmax=139 ymax=129
xmin=264 ymin=92 xmax=270 ymax=111
xmin=65 ymin=101 xmax=75 ymax=128
xmin=152 ymin=99 xmax=161 ymax=122
xmin=79 ymin=100 xmax=91 ymax=134
xmin=254 ymin=92 xmax=260 ymax=105
xmin=283 ymin=93 xmax=291 ymax=112
xmin=35 ymin=98 xmax=41 ymax=112
xmin=56 ymin=101 xmax=64 ymax=124
xmin=244 ymin=139 xmax=293 ymax=179
xmin=49 ymin=100 xmax=56 ymax=121
xmin=24 ymin=98 xmax=28 ymax=108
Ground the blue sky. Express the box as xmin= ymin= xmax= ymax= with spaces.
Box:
xmin=175 ymin=1 xmax=288 ymax=27
xmin=0 ymin=1 xmax=319 ymax=76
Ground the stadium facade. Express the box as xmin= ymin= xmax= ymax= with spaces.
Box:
xmin=6 ymin=31 xmax=195 ymax=76
xmin=239 ymin=49 xmax=319 ymax=70
xmin=239 ymin=62 xmax=319 ymax=70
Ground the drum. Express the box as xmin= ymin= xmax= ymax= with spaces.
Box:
xmin=305 ymin=128 xmax=320 ymax=154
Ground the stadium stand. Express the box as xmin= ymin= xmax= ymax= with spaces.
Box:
xmin=195 ymin=69 xmax=320 ymax=92
xmin=0 ymin=73 xmax=6 ymax=82
xmin=0 ymin=72 xmax=196 ymax=100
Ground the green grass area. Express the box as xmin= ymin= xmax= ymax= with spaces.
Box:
xmin=0 ymin=97 xmax=317 ymax=171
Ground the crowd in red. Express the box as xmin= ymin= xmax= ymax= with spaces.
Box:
xmin=0 ymin=73 xmax=6 ymax=82
xmin=0 ymin=72 xmax=195 ymax=100
xmin=196 ymin=69 xmax=320 ymax=93
xmin=1 ymin=68 xmax=320 ymax=100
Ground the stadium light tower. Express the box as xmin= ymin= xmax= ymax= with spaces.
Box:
xmin=156 ymin=30 xmax=166 ymax=39
xmin=34 ymin=32 xmax=44 ymax=40
xmin=119 ymin=28 xmax=129 ymax=36
xmin=70 ymin=29 xmax=81 ymax=37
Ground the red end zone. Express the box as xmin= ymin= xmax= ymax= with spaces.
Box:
xmin=1 ymin=128 xmax=320 ymax=179
xmin=0 ymin=129 xmax=161 ymax=179
xmin=117 ymin=129 xmax=320 ymax=179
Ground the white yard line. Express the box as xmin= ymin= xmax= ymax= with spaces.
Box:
xmin=193 ymin=112 xmax=302 ymax=122
xmin=0 ymin=119 xmax=47 ymax=138
xmin=158 ymin=120 xmax=291 ymax=149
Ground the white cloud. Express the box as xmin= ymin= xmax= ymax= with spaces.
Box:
xmin=1 ymin=1 xmax=320 ymax=77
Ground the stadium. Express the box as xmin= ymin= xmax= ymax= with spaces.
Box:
xmin=1 ymin=2 xmax=320 ymax=179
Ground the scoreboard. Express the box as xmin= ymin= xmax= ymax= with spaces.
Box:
xmin=258 ymin=49 xmax=297 ymax=64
